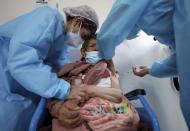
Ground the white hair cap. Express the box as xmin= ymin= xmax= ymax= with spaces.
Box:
xmin=63 ymin=5 xmax=99 ymax=28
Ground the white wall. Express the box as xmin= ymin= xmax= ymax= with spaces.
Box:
xmin=0 ymin=0 xmax=115 ymax=27
xmin=0 ymin=0 xmax=35 ymax=24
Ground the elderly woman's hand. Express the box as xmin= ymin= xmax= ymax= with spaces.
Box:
xmin=49 ymin=99 xmax=83 ymax=128
xmin=58 ymin=100 xmax=83 ymax=128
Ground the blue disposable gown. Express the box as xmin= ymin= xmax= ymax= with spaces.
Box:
xmin=173 ymin=0 xmax=190 ymax=128
xmin=97 ymin=0 xmax=177 ymax=78
xmin=97 ymin=0 xmax=190 ymax=128
xmin=0 ymin=7 xmax=71 ymax=131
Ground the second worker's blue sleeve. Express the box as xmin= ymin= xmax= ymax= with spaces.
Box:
xmin=97 ymin=0 xmax=151 ymax=59
xmin=149 ymin=52 xmax=178 ymax=78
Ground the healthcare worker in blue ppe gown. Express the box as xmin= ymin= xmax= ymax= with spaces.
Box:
xmin=0 ymin=5 xmax=99 ymax=131
xmin=97 ymin=0 xmax=190 ymax=129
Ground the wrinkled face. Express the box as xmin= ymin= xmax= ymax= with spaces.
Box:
xmin=67 ymin=18 xmax=92 ymax=40
xmin=80 ymin=38 xmax=98 ymax=58
xmin=85 ymin=38 xmax=98 ymax=52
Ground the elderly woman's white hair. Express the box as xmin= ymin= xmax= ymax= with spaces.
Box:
xmin=63 ymin=5 xmax=99 ymax=28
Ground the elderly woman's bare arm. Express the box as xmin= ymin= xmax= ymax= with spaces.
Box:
xmin=85 ymin=75 xmax=122 ymax=103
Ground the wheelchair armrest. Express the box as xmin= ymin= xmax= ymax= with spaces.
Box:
xmin=124 ymin=89 xmax=160 ymax=130
xmin=124 ymin=89 xmax=146 ymax=100
xmin=29 ymin=98 xmax=47 ymax=131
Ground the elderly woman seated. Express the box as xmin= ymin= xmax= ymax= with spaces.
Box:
xmin=45 ymin=34 xmax=140 ymax=131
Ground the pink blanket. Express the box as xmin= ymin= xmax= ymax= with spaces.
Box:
xmin=52 ymin=97 xmax=139 ymax=131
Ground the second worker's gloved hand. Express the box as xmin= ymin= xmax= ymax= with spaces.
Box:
xmin=132 ymin=66 xmax=149 ymax=77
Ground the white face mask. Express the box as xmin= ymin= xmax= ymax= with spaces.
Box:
xmin=65 ymin=22 xmax=84 ymax=48
xmin=85 ymin=51 xmax=103 ymax=64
